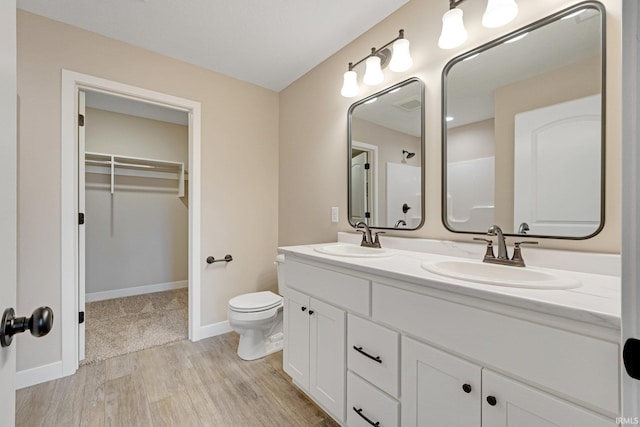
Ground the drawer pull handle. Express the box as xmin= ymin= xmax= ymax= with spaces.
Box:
xmin=462 ymin=383 xmax=472 ymax=393
xmin=353 ymin=407 xmax=380 ymax=426
xmin=487 ymin=395 xmax=497 ymax=406
xmin=353 ymin=346 xmax=382 ymax=364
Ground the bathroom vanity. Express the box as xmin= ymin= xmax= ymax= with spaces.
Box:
xmin=278 ymin=236 xmax=620 ymax=426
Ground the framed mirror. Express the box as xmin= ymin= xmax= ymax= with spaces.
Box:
xmin=348 ymin=78 xmax=425 ymax=230
xmin=442 ymin=1 xmax=605 ymax=239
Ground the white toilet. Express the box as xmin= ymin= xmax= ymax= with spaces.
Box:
xmin=227 ymin=255 xmax=286 ymax=360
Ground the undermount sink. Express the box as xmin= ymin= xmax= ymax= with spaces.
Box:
xmin=314 ymin=244 xmax=392 ymax=258
xmin=421 ymin=260 xmax=581 ymax=289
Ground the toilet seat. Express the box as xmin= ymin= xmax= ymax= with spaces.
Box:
xmin=229 ymin=291 xmax=283 ymax=313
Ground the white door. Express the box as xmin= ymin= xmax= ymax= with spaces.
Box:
xmin=513 ymin=95 xmax=601 ymax=237
xmin=481 ymin=370 xmax=613 ymax=426
xmin=283 ymin=288 xmax=310 ymax=390
xmin=401 ymin=336 xmax=480 ymax=427
xmin=78 ymin=90 xmax=86 ymax=362
xmin=309 ymin=298 xmax=345 ymax=422
xmin=0 ymin=2 xmax=17 ymax=424
xmin=351 ymin=151 xmax=368 ymax=223
xmin=622 ymin=0 xmax=640 ymax=418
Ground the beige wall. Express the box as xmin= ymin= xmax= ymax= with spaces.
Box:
xmin=85 ymin=108 xmax=188 ymax=294
xmin=447 ymin=119 xmax=495 ymax=163
xmin=279 ymin=0 xmax=621 ymax=253
xmin=16 ymin=11 xmax=279 ymax=371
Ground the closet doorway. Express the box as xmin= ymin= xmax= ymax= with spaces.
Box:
xmin=79 ymin=90 xmax=190 ymax=364
xmin=61 ymin=71 xmax=202 ymax=374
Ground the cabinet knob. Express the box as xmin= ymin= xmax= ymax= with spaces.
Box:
xmin=308 ymin=310 xmax=314 ymax=315
xmin=301 ymin=306 xmax=307 ymax=312
xmin=462 ymin=383 xmax=472 ymax=393
xmin=486 ymin=395 xmax=497 ymax=406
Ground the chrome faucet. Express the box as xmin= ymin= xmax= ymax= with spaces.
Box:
xmin=473 ymin=224 xmax=538 ymax=267
xmin=394 ymin=219 xmax=407 ymax=228
xmin=355 ymin=221 xmax=384 ymax=248
xmin=487 ymin=225 xmax=508 ymax=260
xmin=518 ymin=222 xmax=530 ymax=234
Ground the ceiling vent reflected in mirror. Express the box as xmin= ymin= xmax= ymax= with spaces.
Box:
xmin=393 ymin=96 xmax=422 ymax=112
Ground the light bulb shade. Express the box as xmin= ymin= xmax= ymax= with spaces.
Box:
xmin=482 ymin=0 xmax=518 ymax=28
xmin=363 ymin=56 xmax=384 ymax=86
xmin=389 ymin=38 xmax=413 ymax=72
xmin=438 ymin=8 xmax=468 ymax=50
xmin=341 ymin=70 xmax=359 ymax=98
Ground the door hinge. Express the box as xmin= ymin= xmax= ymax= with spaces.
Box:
xmin=364 ymin=163 xmax=370 ymax=170
xmin=623 ymin=338 xmax=640 ymax=380
xmin=79 ymin=212 xmax=85 ymax=225
xmin=78 ymin=114 xmax=85 ymax=127
xmin=79 ymin=311 xmax=85 ymax=324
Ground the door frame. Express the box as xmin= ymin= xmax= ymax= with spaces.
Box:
xmin=0 ymin=0 xmax=17 ymax=423
xmin=60 ymin=70 xmax=202 ymax=376
xmin=352 ymin=140 xmax=378 ymax=225
xmin=621 ymin=0 xmax=640 ymax=417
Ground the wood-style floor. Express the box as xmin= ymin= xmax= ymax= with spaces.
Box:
xmin=16 ymin=333 xmax=339 ymax=427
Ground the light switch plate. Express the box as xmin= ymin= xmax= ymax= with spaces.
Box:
xmin=331 ymin=207 xmax=339 ymax=223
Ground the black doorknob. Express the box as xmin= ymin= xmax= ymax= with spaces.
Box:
xmin=1 ymin=306 xmax=54 ymax=348
xmin=486 ymin=395 xmax=497 ymax=406
xmin=308 ymin=310 xmax=314 ymax=315
xmin=301 ymin=306 xmax=307 ymax=312
xmin=462 ymin=384 xmax=472 ymax=393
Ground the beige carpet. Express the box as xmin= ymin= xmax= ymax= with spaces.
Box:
xmin=81 ymin=288 xmax=188 ymax=365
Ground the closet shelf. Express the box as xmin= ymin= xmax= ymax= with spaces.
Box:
xmin=85 ymin=151 xmax=186 ymax=197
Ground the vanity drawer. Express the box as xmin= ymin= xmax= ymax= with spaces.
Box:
xmin=283 ymin=260 xmax=370 ymax=316
xmin=348 ymin=314 xmax=399 ymax=397
xmin=372 ymin=282 xmax=619 ymax=416
xmin=347 ymin=371 xmax=399 ymax=427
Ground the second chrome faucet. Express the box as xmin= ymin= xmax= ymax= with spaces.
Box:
xmin=474 ymin=225 xmax=537 ymax=267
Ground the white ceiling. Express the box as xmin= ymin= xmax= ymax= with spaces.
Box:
xmin=17 ymin=0 xmax=410 ymax=92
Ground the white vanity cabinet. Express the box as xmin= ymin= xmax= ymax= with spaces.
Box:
xmin=402 ymin=336 xmax=613 ymax=427
xmin=279 ymin=253 xmax=620 ymax=427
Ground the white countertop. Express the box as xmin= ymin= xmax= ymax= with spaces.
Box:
xmin=278 ymin=243 xmax=621 ymax=331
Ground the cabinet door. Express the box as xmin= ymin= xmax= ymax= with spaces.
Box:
xmin=283 ymin=288 xmax=310 ymax=390
xmin=310 ymin=298 xmax=346 ymax=422
xmin=401 ymin=337 xmax=481 ymax=427
xmin=482 ymin=370 xmax=615 ymax=427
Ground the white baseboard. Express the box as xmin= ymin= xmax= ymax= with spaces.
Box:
xmin=193 ymin=320 xmax=232 ymax=341
xmin=86 ymin=280 xmax=188 ymax=302
xmin=16 ymin=361 xmax=64 ymax=389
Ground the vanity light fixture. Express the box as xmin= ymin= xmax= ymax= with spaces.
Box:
xmin=438 ymin=0 xmax=519 ymax=50
xmin=340 ymin=29 xmax=413 ymax=98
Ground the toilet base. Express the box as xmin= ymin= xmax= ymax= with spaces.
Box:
xmin=237 ymin=330 xmax=283 ymax=361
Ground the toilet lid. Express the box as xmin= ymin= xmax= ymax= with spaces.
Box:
xmin=229 ymin=291 xmax=283 ymax=313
